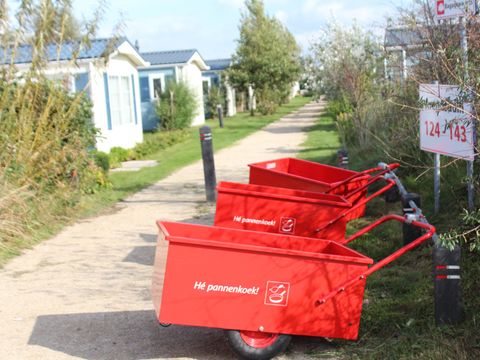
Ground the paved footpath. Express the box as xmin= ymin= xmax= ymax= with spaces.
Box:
xmin=0 ymin=101 xmax=332 ymax=360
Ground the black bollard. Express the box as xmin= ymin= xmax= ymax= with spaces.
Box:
xmin=199 ymin=126 xmax=217 ymax=202
xmin=433 ymin=244 xmax=464 ymax=325
xmin=385 ymin=185 xmax=400 ymax=203
xmin=402 ymin=193 xmax=422 ymax=245
xmin=217 ymin=105 xmax=224 ymax=128
xmin=337 ymin=149 xmax=348 ymax=169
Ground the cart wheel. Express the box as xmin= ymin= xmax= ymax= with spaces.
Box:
xmin=225 ymin=329 xmax=291 ymax=360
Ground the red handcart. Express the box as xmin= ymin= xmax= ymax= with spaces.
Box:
xmin=248 ymin=158 xmax=399 ymax=220
xmin=214 ymin=180 xmax=395 ymax=241
xmin=152 ymin=216 xmax=435 ymax=360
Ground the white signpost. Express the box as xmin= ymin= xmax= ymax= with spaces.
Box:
xmin=434 ymin=0 xmax=477 ymax=20
xmin=419 ymin=84 xmax=475 ymax=161
xmin=419 ymin=83 xmax=476 ymax=214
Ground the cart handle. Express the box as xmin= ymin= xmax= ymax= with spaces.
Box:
xmin=325 ymin=163 xmax=400 ymax=196
xmin=314 ymin=179 xmax=396 ymax=233
xmin=314 ymin=214 xmax=435 ymax=307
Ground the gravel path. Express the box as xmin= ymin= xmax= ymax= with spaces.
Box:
xmin=0 ymin=101 xmax=333 ymax=360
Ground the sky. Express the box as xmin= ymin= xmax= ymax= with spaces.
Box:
xmin=18 ymin=0 xmax=412 ymax=60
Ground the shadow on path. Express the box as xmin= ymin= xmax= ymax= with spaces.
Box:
xmin=28 ymin=310 xmax=234 ymax=360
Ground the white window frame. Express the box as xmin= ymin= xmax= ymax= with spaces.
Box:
xmin=149 ymin=73 xmax=165 ymax=100
xmin=45 ymin=72 xmax=75 ymax=93
xmin=108 ymin=74 xmax=135 ymax=127
xmin=202 ymin=76 xmax=211 ymax=95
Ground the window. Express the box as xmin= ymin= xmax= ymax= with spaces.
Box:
xmin=149 ymin=74 xmax=165 ymax=100
xmin=153 ymin=78 xmax=162 ymax=98
xmin=202 ymin=80 xmax=210 ymax=96
xmin=109 ymin=75 xmax=134 ymax=126
xmin=46 ymin=73 xmax=74 ymax=92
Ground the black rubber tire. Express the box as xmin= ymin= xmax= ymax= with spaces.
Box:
xmin=225 ymin=330 xmax=292 ymax=360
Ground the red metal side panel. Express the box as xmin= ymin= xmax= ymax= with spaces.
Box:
xmin=249 ymin=158 xmax=370 ymax=220
xmin=214 ymin=182 xmax=348 ymax=241
xmin=153 ymin=223 xmax=371 ymax=340
xmin=158 ymin=241 xmax=366 ymax=340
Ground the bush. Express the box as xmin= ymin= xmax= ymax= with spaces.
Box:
xmin=132 ymin=130 xmax=189 ymax=158
xmin=0 ymin=80 xmax=104 ymax=192
xmin=92 ymin=151 xmax=110 ymax=172
xmin=205 ymin=85 xmax=225 ymax=119
xmin=256 ymin=88 xmax=278 ymax=115
xmin=156 ymin=82 xmax=198 ymax=130
xmin=108 ymin=147 xmax=131 ymax=168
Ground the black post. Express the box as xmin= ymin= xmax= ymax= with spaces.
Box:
xmin=337 ymin=149 xmax=348 ymax=169
xmin=402 ymin=193 xmax=422 ymax=245
xmin=433 ymin=244 xmax=464 ymax=325
xmin=217 ymin=105 xmax=224 ymax=128
xmin=199 ymin=126 xmax=217 ymax=202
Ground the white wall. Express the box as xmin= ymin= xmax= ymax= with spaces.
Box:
xmin=15 ymin=56 xmax=144 ymax=153
xmin=225 ymin=84 xmax=236 ymax=117
xmin=179 ymin=63 xmax=205 ymax=126
xmin=92 ymin=55 xmax=144 ymax=152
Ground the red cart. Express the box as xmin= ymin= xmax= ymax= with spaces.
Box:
xmin=214 ymin=180 xmax=395 ymax=241
xmin=248 ymin=158 xmax=399 ymax=220
xmin=152 ymin=216 xmax=435 ymax=360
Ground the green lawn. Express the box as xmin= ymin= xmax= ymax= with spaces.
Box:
xmin=296 ymin=109 xmax=480 ymax=359
xmin=79 ymin=96 xmax=311 ymax=217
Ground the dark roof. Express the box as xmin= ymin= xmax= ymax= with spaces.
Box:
xmin=140 ymin=49 xmax=198 ymax=65
xmin=0 ymin=37 xmax=128 ymax=65
xmin=205 ymin=58 xmax=231 ymax=71
xmin=384 ymin=28 xmax=425 ymax=48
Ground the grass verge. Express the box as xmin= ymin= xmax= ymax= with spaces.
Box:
xmin=297 ymin=109 xmax=480 ymax=359
xmin=0 ymin=96 xmax=311 ymax=266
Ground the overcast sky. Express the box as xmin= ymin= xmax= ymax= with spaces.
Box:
xmin=21 ymin=0 xmax=412 ymax=59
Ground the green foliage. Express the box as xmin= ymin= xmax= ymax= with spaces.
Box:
xmin=308 ymin=21 xmax=386 ymax=149
xmin=440 ymin=209 xmax=480 ymax=253
xmin=156 ymin=81 xmax=198 ymax=130
xmin=108 ymin=147 xmax=131 ymax=168
xmin=132 ymin=130 xmax=189 ymax=158
xmin=228 ymin=0 xmax=301 ymax=114
xmin=0 ymin=0 xmax=108 ymax=260
xmin=299 ymin=111 xmax=480 ymax=359
xmin=92 ymin=151 xmax=110 ymax=172
xmin=0 ymin=80 xmax=100 ymax=191
xmin=205 ymin=85 xmax=225 ymax=119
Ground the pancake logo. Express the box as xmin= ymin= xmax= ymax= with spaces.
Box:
xmin=437 ymin=0 xmax=445 ymax=15
xmin=280 ymin=217 xmax=296 ymax=234
xmin=265 ymin=281 xmax=290 ymax=306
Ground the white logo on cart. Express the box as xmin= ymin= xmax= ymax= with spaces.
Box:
xmin=265 ymin=281 xmax=290 ymax=306
xmin=280 ymin=217 xmax=296 ymax=234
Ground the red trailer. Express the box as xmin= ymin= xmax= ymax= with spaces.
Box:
xmin=214 ymin=181 xmax=396 ymax=241
xmin=248 ymin=158 xmax=399 ymax=220
xmin=152 ymin=216 xmax=435 ymax=359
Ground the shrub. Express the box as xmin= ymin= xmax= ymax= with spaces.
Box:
xmin=132 ymin=130 xmax=189 ymax=158
xmin=0 ymin=0 xmax=110 ymax=259
xmin=108 ymin=147 xmax=130 ymax=168
xmin=205 ymin=85 xmax=225 ymax=119
xmin=92 ymin=151 xmax=110 ymax=172
xmin=0 ymin=80 xmax=103 ymax=191
xmin=156 ymin=82 xmax=198 ymax=130
xmin=256 ymin=88 xmax=278 ymax=115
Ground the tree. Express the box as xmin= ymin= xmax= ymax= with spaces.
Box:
xmin=156 ymin=81 xmax=198 ymax=130
xmin=32 ymin=0 xmax=82 ymax=43
xmin=228 ymin=0 xmax=301 ymax=114
xmin=307 ymin=21 xmax=383 ymax=147
xmin=205 ymin=84 xmax=226 ymax=119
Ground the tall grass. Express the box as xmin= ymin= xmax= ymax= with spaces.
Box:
xmin=0 ymin=0 xmax=109 ymax=261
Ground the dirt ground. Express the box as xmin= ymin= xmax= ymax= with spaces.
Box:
xmin=0 ymin=101 xmax=335 ymax=360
